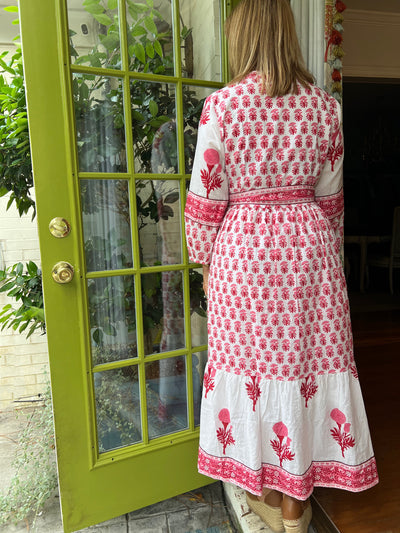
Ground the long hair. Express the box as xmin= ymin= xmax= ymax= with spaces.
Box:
xmin=225 ymin=0 xmax=314 ymax=96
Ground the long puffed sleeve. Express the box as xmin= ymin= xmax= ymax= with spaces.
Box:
xmin=315 ymin=97 xmax=345 ymax=254
xmin=184 ymin=96 xmax=229 ymax=265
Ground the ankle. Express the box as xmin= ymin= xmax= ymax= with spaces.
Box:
xmin=281 ymin=494 xmax=307 ymax=520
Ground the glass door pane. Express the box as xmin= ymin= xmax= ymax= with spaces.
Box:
xmin=65 ymin=0 xmax=227 ymax=457
xmin=126 ymin=0 xmax=175 ymax=76
xmin=179 ymin=0 xmax=222 ymax=81
xmin=73 ymin=74 xmax=127 ymax=173
xmin=68 ymin=0 xmax=121 ymax=69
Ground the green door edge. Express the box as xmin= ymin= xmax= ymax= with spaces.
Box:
xmin=19 ymin=1 xmax=237 ymax=531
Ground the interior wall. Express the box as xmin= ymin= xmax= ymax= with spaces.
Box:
xmin=343 ymin=9 xmax=400 ymax=78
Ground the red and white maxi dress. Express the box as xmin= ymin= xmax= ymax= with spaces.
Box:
xmin=184 ymin=72 xmax=378 ymax=500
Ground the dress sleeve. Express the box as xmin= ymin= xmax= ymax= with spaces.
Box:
xmin=184 ymin=96 xmax=229 ymax=265
xmin=315 ymin=98 xmax=345 ymax=255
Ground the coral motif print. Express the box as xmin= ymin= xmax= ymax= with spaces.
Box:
xmin=245 ymin=375 xmax=261 ymax=411
xmin=201 ymin=149 xmax=223 ymax=199
xmin=270 ymin=422 xmax=295 ymax=467
xmin=327 ymin=126 xmax=344 ymax=171
xmin=350 ymin=365 xmax=359 ymax=379
xmin=217 ymin=408 xmax=235 ymax=454
xmin=300 ymin=374 xmax=318 ymax=408
xmin=330 ymin=408 xmax=356 ymax=457
xmin=200 ymin=101 xmax=211 ymax=125
xmin=203 ymin=366 xmax=216 ymax=399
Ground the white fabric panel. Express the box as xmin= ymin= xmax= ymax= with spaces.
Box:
xmin=291 ymin=0 xmax=325 ymax=88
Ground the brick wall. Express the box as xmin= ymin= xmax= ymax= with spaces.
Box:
xmin=0 ymin=193 xmax=49 ymax=408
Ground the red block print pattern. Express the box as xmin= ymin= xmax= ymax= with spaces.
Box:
xmin=185 ymin=72 xmax=378 ymax=498
xmin=203 ymin=366 xmax=216 ymax=399
xmin=245 ymin=375 xmax=261 ymax=411
xmin=330 ymin=408 xmax=356 ymax=457
xmin=270 ymin=422 xmax=295 ymax=467
xmin=201 ymin=149 xmax=223 ymax=199
xmin=198 ymin=448 xmax=379 ymax=500
xmin=300 ymin=374 xmax=318 ymax=407
xmin=217 ymin=409 xmax=235 ymax=454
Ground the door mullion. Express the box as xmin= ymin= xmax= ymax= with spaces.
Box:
xmin=119 ymin=0 xmax=149 ymax=446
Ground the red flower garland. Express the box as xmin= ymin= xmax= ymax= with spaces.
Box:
xmin=336 ymin=1 xmax=347 ymax=13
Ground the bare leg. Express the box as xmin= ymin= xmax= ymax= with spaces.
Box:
xmin=260 ymin=489 xmax=283 ymax=508
xmin=281 ymin=494 xmax=307 ymax=520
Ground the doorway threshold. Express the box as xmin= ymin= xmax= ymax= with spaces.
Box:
xmin=224 ymin=483 xmax=341 ymax=533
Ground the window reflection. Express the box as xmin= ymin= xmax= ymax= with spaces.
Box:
xmin=137 ymin=180 xmax=182 ymax=267
xmin=68 ymin=0 xmax=121 ymax=70
xmin=190 ymin=268 xmax=208 ymax=347
xmin=88 ymin=276 xmax=137 ymax=365
xmin=81 ymin=180 xmax=133 ymax=272
xmin=180 ymin=0 xmax=222 ymax=81
xmin=146 ymin=356 xmax=188 ymax=439
xmin=141 ymin=271 xmax=185 ymax=356
xmin=126 ymin=0 xmax=174 ymax=76
xmin=131 ymin=80 xmax=177 ymax=173
xmin=73 ymin=74 xmax=126 ymax=173
xmin=94 ymin=366 xmax=142 ymax=452
xmin=193 ymin=350 xmax=208 ymax=425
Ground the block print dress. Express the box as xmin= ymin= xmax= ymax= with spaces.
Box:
xmin=184 ymin=72 xmax=378 ymax=500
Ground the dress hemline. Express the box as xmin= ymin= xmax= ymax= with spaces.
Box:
xmin=198 ymin=447 xmax=379 ymax=501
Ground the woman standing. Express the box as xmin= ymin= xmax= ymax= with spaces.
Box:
xmin=184 ymin=1 xmax=378 ymax=531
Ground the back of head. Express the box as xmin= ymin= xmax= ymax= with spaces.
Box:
xmin=225 ymin=0 xmax=314 ymax=96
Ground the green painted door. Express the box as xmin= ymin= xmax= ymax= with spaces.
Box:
xmin=19 ymin=1 xmax=234 ymax=531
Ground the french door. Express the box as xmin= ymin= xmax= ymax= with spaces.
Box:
xmin=19 ymin=1 xmax=236 ymax=531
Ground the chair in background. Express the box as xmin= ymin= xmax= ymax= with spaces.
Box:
xmin=366 ymin=206 xmax=400 ymax=295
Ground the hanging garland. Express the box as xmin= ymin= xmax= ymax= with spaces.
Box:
xmin=324 ymin=0 xmax=347 ymax=104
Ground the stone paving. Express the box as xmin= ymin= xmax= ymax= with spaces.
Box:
xmin=0 ymin=408 xmax=234 ymax=533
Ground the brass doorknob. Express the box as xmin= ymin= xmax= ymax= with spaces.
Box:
xmin=49 ymin=217 xmax=71 ymax=238
xmin=52 ymin=261 xmax=74 ymax=284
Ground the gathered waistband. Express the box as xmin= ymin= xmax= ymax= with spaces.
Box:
xmin=229 ymin=186 xmax=315 ymax=207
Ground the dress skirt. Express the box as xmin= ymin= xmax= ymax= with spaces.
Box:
xmin=195 ymin=191 xmax=378 ymax=500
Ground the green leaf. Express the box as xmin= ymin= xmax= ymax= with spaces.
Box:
xmin=132 ymin=42 xmax=145 ymax=63
xmin=128 ymin=2 xmax=148 ymax=15
xmin=4 ymin=6 xmax=19 ymax=12
xmin=0 ymin=281 xmax=16 ymax=293
xmin=164 ymin=191 xmax=179 ymax=204
xmin=146 ymin=42 xmax=154 ymax=58
xmin=146 ymin=0 xmax=154 ymax=7
xmin=149 ymin=115 xmax=169 ymax=128
xmin=107 ymin=0 xmax=118 ymax=9
xmin=0 ymin=58 xmax=15 ymax=75
xmin=18 ymin=321 xmax=29 ymax=333
xmin=131 ymin=25 xmax=146 ymax=36
xmin=149 ymin=99 xmax=158 ymax=117
xmin=132 ymin=110 xmax=145 ymax=121
xmin=27 ymin=261 xmax=38 ymax=276
xmin=93 ymin=328 xmax=104 ymax=345
xmin=144 ymin=15 xmax=157 ymax=35
xmin=93 ymin=13 xmax=113 ymax=25
xmin=153 ymin=39 xmax=163 ymax=57
xmin=84 ymin=3 xmax=104 ymax=15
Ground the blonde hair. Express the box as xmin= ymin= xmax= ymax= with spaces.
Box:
xmin=225 ymin=0 xmax=314 ymax=96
